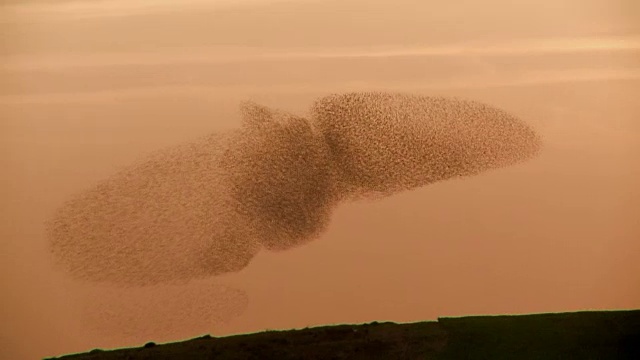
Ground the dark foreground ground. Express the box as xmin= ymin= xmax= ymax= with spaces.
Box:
xmin=47 ymin=310 xmax=640 ymax=360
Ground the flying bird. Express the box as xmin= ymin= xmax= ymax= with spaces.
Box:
xmin=311 ymin=92 xmax=542 ymax=199
xmin=47 ymin=91 xmax=542 ymax=286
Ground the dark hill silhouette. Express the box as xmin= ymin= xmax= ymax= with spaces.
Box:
xmin=47 ymin=309 xmax=640 ymax=360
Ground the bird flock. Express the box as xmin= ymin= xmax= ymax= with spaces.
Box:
xmin=47 ymin=91 xmax=542 ymax=287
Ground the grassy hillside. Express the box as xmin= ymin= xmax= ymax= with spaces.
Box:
xmin=47 ymin=310 xmax=640 ymax=360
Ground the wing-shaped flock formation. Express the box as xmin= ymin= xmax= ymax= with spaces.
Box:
xmin=47 ymin=92 xmax=542 ymax=286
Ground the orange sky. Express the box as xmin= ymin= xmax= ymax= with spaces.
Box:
xmin=1 ymin=0 xmax=639 ymax=359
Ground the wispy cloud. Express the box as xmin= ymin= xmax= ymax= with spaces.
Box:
xmin=1 ymin=0 xmax=297 ymax=20
xmin=3 ymin=35 xmax=640 ymax=71
xmin=2 ymin=68 xmax=639 ymax=105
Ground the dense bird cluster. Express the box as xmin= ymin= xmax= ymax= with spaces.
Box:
xmin=47 ymin=91 xmax=542 ymax=287
xmin=311 ymin=92 xmax=542 ymax=199
xmin=49 ymin=133 xmax=261 ymax=285
xmin=222 ymin=102 xmax=340 ymax=251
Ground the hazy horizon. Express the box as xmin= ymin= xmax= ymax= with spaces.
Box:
xmin=1 ymin=0 xmax=639 ymax=359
